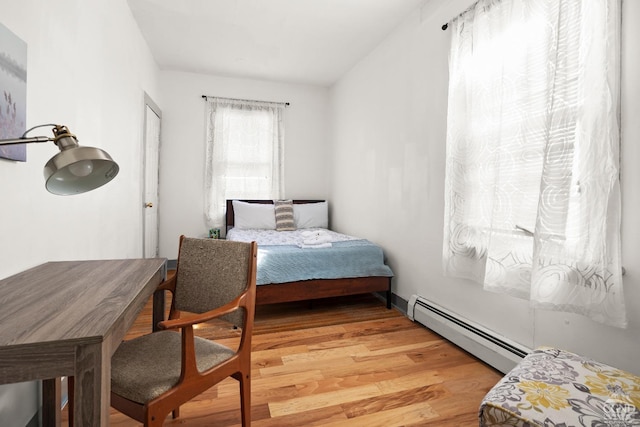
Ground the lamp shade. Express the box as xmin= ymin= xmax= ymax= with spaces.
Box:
xmin=44 ymin=146 xmax=119 ymax=195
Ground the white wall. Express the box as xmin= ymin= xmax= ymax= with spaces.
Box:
xmin=157 ymin=71 xmax=330 ymax=259
xmin=328 ymin=0 xmax=640 ymax=375
xmin=0 ymin=0 xmax=159 ymax=424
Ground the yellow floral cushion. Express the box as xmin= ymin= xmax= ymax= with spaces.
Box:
xmin=479 ymin=346 xmax=640 ymax=426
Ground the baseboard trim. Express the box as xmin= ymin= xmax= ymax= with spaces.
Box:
xmin=373 ymin=291 xmax=407 ymax=313
xmin=27 ymin=411 xmax=38 ymax=427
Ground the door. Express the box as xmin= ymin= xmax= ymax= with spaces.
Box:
xmin=143 ymin=94 xmax=161 ymax=258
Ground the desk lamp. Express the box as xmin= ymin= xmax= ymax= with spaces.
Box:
xmin=0 ymin=124 xmax=119 ymax=195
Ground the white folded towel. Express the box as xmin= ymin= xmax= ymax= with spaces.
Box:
xmin=301 ymin=230 xmax=327 ymax=238
xmin=303 ymin=235 xmax=332 ymax=245
xmin=301 ymin=229 xmax=332 ymax=245
xmin=299 ymin=242 xmax=332 ymax=249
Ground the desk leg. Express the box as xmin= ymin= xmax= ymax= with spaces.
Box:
xmin=153 ymin=289 xmax=165 ymax=332
xmin=73 ymin=342 xmax=109 ymax=426
xmin=42 ymin=378 xmax=61 ymax=427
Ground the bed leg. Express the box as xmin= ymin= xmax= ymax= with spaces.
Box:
xmin=386 ymin=280 xmax=392 ymax=309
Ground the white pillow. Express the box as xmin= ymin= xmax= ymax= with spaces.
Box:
xmin=232 ymin=200 xmax=276 ymax=229
xmin=293 ymin=201 xmax=328 ymax=229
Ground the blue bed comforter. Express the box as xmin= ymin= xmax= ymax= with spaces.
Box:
xmin=256 ymin=239 xmax=393 ymax=285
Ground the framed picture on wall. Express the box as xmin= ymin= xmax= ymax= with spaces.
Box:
xmin=0 ymin=21 xmax=27 ymax=162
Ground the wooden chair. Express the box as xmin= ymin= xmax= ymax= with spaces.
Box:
xmin=109 ymin=235 xmax=257 ymax=426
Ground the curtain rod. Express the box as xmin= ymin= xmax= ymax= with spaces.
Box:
xmin=441 ymin=0 xmax=480 ymax=30
xmin=201 ymin=95 xmax=290 ymax=106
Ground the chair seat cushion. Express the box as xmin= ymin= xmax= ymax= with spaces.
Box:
xmin=111 ymin=330 xmax=236 ymax=404
xmin=479 ymin=346 xmax=640 ymax=426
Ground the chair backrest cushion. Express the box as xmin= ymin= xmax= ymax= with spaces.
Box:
xmin=174 ymin=238 xmax=252 ymax=326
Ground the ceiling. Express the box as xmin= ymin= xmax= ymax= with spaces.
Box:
xmin=127 ymin=0 xmax=425 ymax=87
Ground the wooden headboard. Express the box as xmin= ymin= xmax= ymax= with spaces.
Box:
xmin=226 ymin=199 xmax=325 ymax=230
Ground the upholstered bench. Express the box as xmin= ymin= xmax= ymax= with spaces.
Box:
xmin=479 ymin=346 xmax=640 ymax=426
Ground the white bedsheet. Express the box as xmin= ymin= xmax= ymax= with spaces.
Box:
xmin=226 ymin=228 xmax=357 ymax=246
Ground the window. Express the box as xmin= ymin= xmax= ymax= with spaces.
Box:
xmin=204 ymin=98 xmax=285 ymax=228
xmin=442 ymin=0 xmax=625 ymax=327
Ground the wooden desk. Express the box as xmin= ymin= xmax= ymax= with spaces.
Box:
xmin=0 ymin=258 xmax=166 ymax=426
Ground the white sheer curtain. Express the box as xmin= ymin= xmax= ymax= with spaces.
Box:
xmin=204 ymin=98 xmax=285 ymax=228
xmin=443 ymin=0 xmax=625 ymax=327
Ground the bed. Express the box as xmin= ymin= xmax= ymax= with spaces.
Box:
xmin=225 ymin=199 xmax=394 ymax=307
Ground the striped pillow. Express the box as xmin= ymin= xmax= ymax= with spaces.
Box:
xmin=274 ymin=199 xmax=296 ymax=231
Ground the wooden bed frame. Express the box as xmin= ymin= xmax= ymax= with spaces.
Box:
xmin=226 ymin=199 xmax=392 ymax=308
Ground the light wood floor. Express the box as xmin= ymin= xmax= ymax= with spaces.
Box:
xmin=64 ymin=294 xmax=502 ymax=426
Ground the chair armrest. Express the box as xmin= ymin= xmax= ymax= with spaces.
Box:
xmin=158 ymin=292 xmax=247 ymax=330
xmin=157 ymin=269 xmax=177 ymax=293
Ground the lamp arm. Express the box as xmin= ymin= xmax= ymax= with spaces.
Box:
xmin=0 ymin=124 xmax=62 ymax=146
xmin=22 ymin=123 xmax=58 ymax=137
xmin=0 ymin=136 xmax=53 ymax=146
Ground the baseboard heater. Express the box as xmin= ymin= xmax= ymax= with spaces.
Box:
xmin=407 ymin=295 xmax=530 ymax=374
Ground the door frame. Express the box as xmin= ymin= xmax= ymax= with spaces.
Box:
xmin=142 ymin=92 xmax=162 ymax=258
